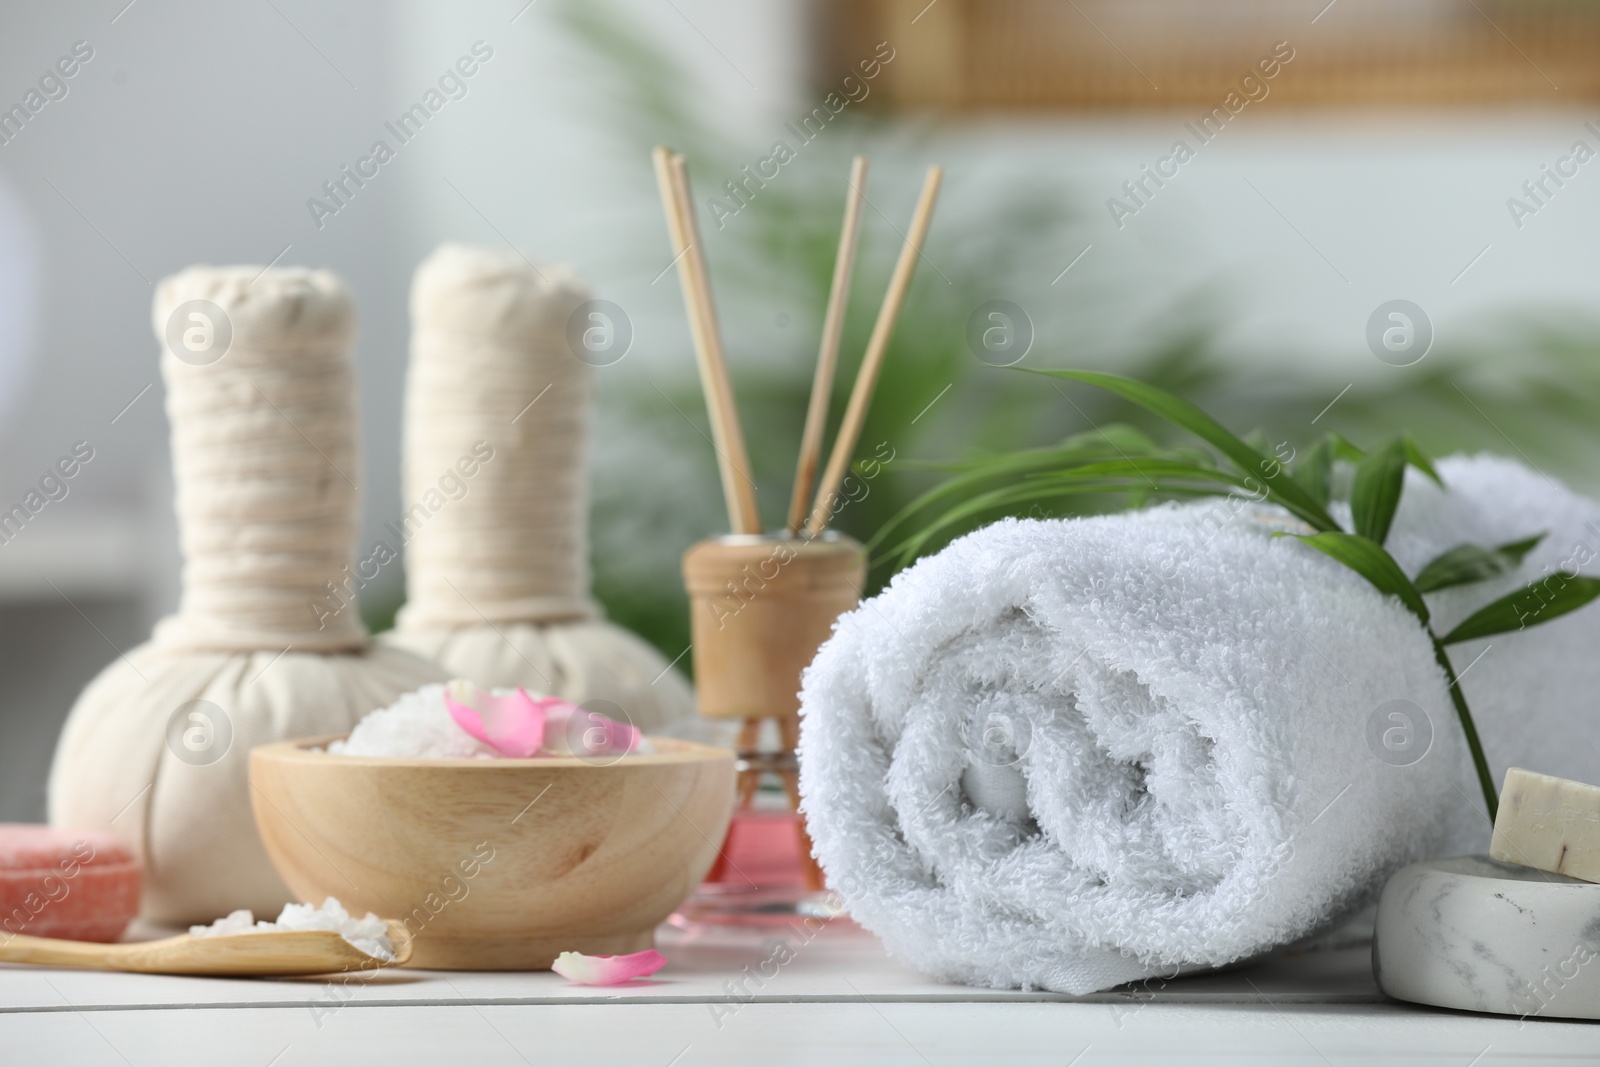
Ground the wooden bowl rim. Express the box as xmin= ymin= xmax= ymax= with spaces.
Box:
xmin=249 ymin=734 xmax=735 ymax=770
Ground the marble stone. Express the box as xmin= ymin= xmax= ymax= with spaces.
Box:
xmin=1373 ymin=854 xmax=1600 ymax=1020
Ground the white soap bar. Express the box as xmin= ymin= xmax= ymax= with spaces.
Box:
xmin=1489 ymin=767 xmax=1600 ymax=884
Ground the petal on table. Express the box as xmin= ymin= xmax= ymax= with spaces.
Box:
xmin=551 ymin=949 xmax=666 ymax=985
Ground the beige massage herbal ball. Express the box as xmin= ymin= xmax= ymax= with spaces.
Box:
xmin=381 ymin=243 xmax=695 ymax=733
xmin=48 ymin=265 xmax=447 ymax=925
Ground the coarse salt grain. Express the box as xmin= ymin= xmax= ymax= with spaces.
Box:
xmin=329 ymin=682 xmax=653 ymax=760
xmin=189 ymin=897 xmax=393 ymax=961
xmin=329 ymin=683 xmax=497 ymax=759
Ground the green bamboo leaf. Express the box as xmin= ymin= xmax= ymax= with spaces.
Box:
xmin=1494 ymin=534 xmax=1546 ymax=564
xmin=915 ymin=425 xmax=1162 ymax=473
xmin=1403 ymin=435 xmax=1444 ymax=487
xmin=881 ymin=470 xmax=1235 ymax=567
xmin=885 ymin=481 xmax=1120 ymax=565
xmin=1066 ymin=423 xmax=1162 ymax=455
xmin=1413 ymin=534 xmax=1546 ymax=593
xmin=1350 ymin=438 xmax=1407 ymax=545
xmin=1027 ymin=369 xmax=1340 ymax=532
xmin=864 ymin=433 xmax=1178 ymax=554
xmin=1293 ymin=436 xmax=1335 ymax=507
xmin=1327 ymin=433 xmax=1366 ymax=464
xmin=1024 ymin=459 xmax=1258 ymax=490
xmin=888 ymin=475 xmax=1230 ymax=566
xmin=1282 ymin=532 xmax=1430 ymax=624
xmin=1441 ymin=574 xmax=1600 ymax=644
xmin=882 ymin=480 xmax=1143 ymax=566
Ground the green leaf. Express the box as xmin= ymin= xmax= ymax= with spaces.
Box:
xmin=1293 ymin=437 xmax=1335 ymax=508
xmin=1283 ymin=532 xmax=1430 ymax=624
xmin=864 ymin=430 xmax=1179 ymax=555
xmin=913 ymin=425 xmax=1162 ymax=473
xmin=1441 ymin=574 xmax=1600 ymax=644
xmin=1328 ymin=434 xmax=1365 ymax=464
xmin=879 ymin=464 xmax=1244 ymax=566
xmin=1028 ymin=369 xmax=1340 ymax=532
xmin=1413 ymin=534 xmax=1546 ymax=594
xmin=1350 ymin=438 xmax=1408 ymax=545
xmin=1494 ymin=534 xmax=1546 ymax=565
xmin=880 ymin=478 xmax=1213 ymax=568
xmin=1062 ymin=423 xmax=1163 ymax=456
xmin=1024 ymin=459 xmax=1259 ymax=490
xmin=1402 ymin=436 xmax=1444 ymax=487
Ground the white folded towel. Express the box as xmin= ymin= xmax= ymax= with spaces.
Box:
xmin=798 ymin=453 xmax=1600 ymax=994
xmin=798 ymin=502 xmax=1469 ymax=994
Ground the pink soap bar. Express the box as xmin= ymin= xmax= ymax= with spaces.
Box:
xmin=0 ymin=825 xmax=141 ymax=943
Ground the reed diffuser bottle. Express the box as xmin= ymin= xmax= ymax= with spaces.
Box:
xmin=650 ymin=147 xmax=941 ymax=921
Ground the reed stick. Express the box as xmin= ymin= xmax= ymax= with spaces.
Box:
xmin=786 ymin=155 xmax=870 ymax=537
xmin=651 ymin=146 xmax=762 ymax=534
xmin=806 ymin=165 xmax=943 ymax=537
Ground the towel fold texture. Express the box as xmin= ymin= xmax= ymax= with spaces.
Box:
xmin=798 ymin=453 xmax=1599 ymax=994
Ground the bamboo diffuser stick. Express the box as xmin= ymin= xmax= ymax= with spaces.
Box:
xmin=660 ymin=150 xmax=943 ymax=910
xmin=806 ymin=165 xmax=943 ymax=537
xmin=786 ymin=155 xmax=870 ymax=536
xmin=651 ymin=145 xmax=761 ymax=534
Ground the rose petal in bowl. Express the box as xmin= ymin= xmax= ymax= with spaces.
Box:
xmin=444 ymin=680 xmax=545 ymax=758
xmin=542 ymin=700 xmax=642 ymax=758
xmin=551 ymin=948 xmax=666 ymax=985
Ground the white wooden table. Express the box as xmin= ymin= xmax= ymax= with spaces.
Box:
xmin=2 ymin=920 xmax=1593 ymax=1065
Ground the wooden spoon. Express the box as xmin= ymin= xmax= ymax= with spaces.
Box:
xmin=0 ymin=920 xmax=413 ymax=976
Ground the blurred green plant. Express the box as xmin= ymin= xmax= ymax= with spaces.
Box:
xmin=556 ymin=0 xmax=1094 ymax=665
xmin=525 ymin=0 xmax=1600 ymax=684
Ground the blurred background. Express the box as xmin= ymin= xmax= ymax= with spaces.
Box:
xmin=3 ymin=0 xmax=1600 ymax=820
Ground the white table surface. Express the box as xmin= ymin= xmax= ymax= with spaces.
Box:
xmin=2 ymin=919 xmax=1594 ymax=1065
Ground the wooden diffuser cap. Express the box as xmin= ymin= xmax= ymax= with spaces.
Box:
xmin=682 ymin=534 xmax=866 ymax=720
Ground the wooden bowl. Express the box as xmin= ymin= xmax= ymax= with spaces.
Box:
xmin=249 ymin=736 xmax=734 ymax=970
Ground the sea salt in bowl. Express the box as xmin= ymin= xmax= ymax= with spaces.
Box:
xmin=248 ymin=689 xmax=733 ymax=970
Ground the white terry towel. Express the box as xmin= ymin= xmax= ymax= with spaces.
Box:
xmin=798 ymin=503 xmax=1471 ymax=994
xmin=798 ymin=453 xmax=1600 ymax=994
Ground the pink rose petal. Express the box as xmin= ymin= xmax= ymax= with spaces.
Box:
xmin=444 ymin=680 xmax=545 ymax=758
xmin=541 ymin=700 xmax=642 ymax=758
xmin=551 ymin=949 xmax=666 ymax=985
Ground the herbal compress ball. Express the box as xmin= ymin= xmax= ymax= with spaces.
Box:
xmin=381 ymin=244 xmax=694 ymax=732
xmin=49 ymin=266 xmax=446 ymax=924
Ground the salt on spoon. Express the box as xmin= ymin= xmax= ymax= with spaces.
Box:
xmin=189 ymin=897 xmax=396 ymax=961
xmin=0 ymin=897 xmax=411 ymax=976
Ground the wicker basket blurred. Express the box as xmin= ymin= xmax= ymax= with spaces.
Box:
xmin=815 ymin=0 xmax=1600 ymax=110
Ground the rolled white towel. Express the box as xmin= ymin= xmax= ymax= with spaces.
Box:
xmin=798 ymin=503 xmax=1472 ymax=994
